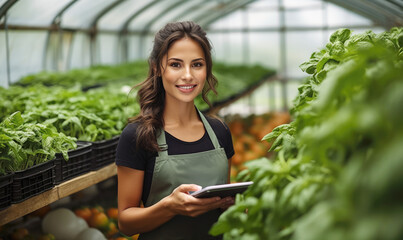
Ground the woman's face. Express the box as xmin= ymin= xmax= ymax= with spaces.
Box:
xmin=160 ymin=37 xmax=207 ymax=106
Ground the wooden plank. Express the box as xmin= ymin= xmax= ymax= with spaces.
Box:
xmin=0 ymin=187 xmax=59 ymax=226
xmin=0 ymin=164 xmax=117 ymax=226
xmin=57 ymin=164 xmax=117 ymax=198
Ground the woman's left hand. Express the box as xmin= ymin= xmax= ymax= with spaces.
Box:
xmin=220 ymin=196 xmax=235 ymax=211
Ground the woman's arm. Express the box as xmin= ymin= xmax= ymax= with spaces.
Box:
xmin=117 ymin=165 xmax=229 ymax=236
xmin=227 ymin=157 xmax=232 ymax=183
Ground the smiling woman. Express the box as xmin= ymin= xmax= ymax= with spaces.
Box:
xmin=115 ymin=21 xmax=235 ymax=240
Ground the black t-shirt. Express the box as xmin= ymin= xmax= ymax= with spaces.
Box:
xmin=115 ymin=116 xmax=234 ymax=204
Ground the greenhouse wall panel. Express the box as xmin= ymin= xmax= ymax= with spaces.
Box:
xmin=69 ymin=32 xmax=91 ymax=70
xmin=0 ymin=32 xmax=7 ymax=88
xmin=285 ymin=30 xmax=324 ymax=78
xmin=248 ymin=32 xmax=280 ymax=69
xmin=207 ymin=33 xmax=224 ymax=61
xmin=7 ymin=31 xmax=46 ymax=83
xmin=223 ymin=32 xmax=244 ymax=64
xmin=97 ymin=33 xmax=119 ymax=65
xmin=127 ymin=35 xmax=141 ymax=61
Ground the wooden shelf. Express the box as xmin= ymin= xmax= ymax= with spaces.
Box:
xmin=0 ymin=163 xmax=117 ymax=226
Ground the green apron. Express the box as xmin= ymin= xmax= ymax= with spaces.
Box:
xmin=139 ymin=110 xmax=229 ymax=240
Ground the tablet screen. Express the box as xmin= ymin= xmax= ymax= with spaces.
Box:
xmin=190 ymin=181 xmax=253 ymax=198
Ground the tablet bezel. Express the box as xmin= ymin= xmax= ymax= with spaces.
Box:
xmin=190 ymin=181 xmax=253 ymax=198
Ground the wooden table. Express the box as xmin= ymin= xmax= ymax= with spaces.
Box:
xmin=0 ymin=163 xmax=117 ymax=226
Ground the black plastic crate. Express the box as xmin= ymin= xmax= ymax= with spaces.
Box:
xmin=12 ymin=160 xmax=55 ymax=203
xmin=54 ymin=141 xmax=93 ymax=184
xmin=91 ymin=135 xmax=120 ymax=170
xmin=0 ymin=173 xmax=13 ymax=210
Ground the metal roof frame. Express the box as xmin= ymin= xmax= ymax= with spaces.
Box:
xmin=325 ymin=0 xmax=403 ymax=28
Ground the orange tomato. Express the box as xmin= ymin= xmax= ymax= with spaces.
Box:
xmin=90 ymin=205 xmax=105 ymax=215
xmin=106 ymin=221 xmax=119 ymax=237
xmin=230 ymin=120 xmax=244 ymax=137
xmin=107 ymin=207 xmax=119 ymax=220
xmin=132 ymin=234 xmax=140 ymax=240
xmin=244 ymin=150 xmax=259 ymax=161
xmin=89 ymin=212 xmax=109 ymax=229
xmin=74 ymin=207 xmax=92 ymax=223
xmin=231 ymin=153 xmax=243 ymax=165
xmin=233 ymin=140 xmax=244 ymax=155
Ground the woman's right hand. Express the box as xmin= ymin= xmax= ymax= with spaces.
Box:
xmin=164 ymin=184 xmax=230 ymax=217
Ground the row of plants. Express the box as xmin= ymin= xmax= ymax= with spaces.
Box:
xmin=211 ymin=27 xmax=403 ymax=240
xmin=11 ymin=61 xmax=274 ymax=112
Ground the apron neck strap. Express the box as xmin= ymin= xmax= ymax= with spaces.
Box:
xmin=157 ymin=108 xmax=221 ymax=157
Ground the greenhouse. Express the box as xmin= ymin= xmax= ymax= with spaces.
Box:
xmin=0 ymin=0 xmax=402 ymax=239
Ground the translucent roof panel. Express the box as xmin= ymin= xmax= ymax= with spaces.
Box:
xmin=283 ymin=0 xmax=321 ymax=9
xmin=327 ymin=3 xmax=372 ymax=27
xmin=179 ymin=1 xmax=220 ymax=24
xmin=61 ymin=0 xmax=115 ymax=29
xmin=150 ymin=0 xmax=205 ymax=32
xmin=248 ymin=9 xmax=279 ymax=28
xmin=285 ymin=8 xmax=324 ymax=27
xmin=128 ymin=0 xmax=183 ymax=31
xmin=247 ymin=0 xmax=279 ymax=8
xmin=98 ymin=0 xmax=153 ymax=31
xmin=7 ymin=0 xmax=71 ymax=26
xmin=208 ymin=10 xmax=245 ymax=30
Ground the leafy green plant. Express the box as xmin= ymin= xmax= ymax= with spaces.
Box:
xmin=210 ymin=27 xmax=403 ymax=240
xmin=0 ymin=112 xmax=77 ymax=175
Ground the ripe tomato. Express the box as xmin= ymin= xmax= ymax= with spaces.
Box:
xmin=106 ymin=221 xmax=119 ymax=237
xmin=107 ymin=207 xmax=119 ymax=220
xmin=74 ymin=207 xmax=92 ymax=223
xmin=89 ymin=212 xmax=109 ymax=229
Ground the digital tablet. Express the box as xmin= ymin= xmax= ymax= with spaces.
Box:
xmin=190 ymin=181 xmax=253 ymax=198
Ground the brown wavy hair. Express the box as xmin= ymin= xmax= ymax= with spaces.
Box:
xmin=129 ymin=21 xmax=218 ymax=152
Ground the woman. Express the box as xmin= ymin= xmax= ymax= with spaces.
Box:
xmin=116 ymin=21 xmax=235 ymax=240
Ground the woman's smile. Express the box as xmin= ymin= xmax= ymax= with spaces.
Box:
xmin=176 ymin=84 xmax=198 ymax=93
